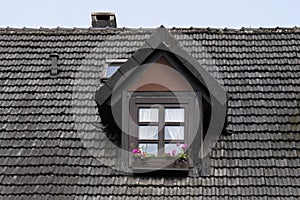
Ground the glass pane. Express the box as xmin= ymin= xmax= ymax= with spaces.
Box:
xmin=138 ymin=126 xmax=158 ymax=140
xmin=139 ymin=108 xmax=159 ymax=122
xmin=164 ymin=126 xmax=184 ymax=140
xmin=165 ymin=108 xmax=185 ymax=122
xmin=164 ymin=144 xmax=182 ymax=155
xmin=105 ymin=65 xmax=120 ymax=77
xmin=139 ymin=143 xmax=158 ymax=156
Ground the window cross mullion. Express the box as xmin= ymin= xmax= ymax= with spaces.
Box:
xmin=158 ymin=105 xmax=164 ymax=155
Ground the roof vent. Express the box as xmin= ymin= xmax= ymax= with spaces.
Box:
xmin=91 ymin=12 xmax=117 ymax=28
xmin=49 ymin=53 xmax=59 ymax=76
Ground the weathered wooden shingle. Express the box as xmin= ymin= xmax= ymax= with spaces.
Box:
xmin=0 ymin=27 xmax=299 ymax=199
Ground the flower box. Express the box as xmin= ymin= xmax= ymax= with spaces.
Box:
xmin=132 ymin=157 xmax=189 ymax=171
xmin=131 ymin=143 xmax=190 ymax=172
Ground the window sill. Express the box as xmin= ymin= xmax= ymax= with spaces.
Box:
xmin=132 ymin=157 xmax=190 ymax=172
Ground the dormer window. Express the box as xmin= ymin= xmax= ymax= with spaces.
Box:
xmin=129 ymin=92 xmax=197 ymax=173
xmin=134 ymin=100 xmax=186 ymax=147
xmin=95 ymin=27 xmax=228 ymax=176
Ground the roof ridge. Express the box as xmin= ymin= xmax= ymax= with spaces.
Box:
xmin=173 ymin=26 xmax=300 ymax=34
xmin=0 ymin=26 xmax=300 ymax=34
xmin=0 ymin=26 xmax=157 ymax=33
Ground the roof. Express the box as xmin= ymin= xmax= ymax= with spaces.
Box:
xmin=0 ymin=26 xmax=299 ymax=199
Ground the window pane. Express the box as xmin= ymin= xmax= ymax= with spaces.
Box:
xmin=164 ymin=144 xmax=182 ymax=155
xmin=139 ymin=108 xmax=158 ymax=122
xmin=138 ymin=126 xmax=158 ymax=140
xmin=105 ymin=65 xmax=120 ymax=77
xmin=165 ymin=108 xmax=184 ymax=122
xmin=164 ymin=126 xmax=184 ymax=140
xmin=139 ymin=143 xmax=158 ymax=156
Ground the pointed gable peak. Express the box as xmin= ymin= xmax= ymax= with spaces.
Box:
xmin=95 ymin=26 xmax=228 ymax=106
xmin=144 ymin=26 xmax=178 ymax=50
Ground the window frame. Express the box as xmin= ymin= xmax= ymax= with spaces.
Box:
xmin=101 ymin=59 xmax=127 ymax=83
xmin=122 ymin=91 xmax=202 ymax=172
xmin=133 ymin=103 xmax=187 ymax=157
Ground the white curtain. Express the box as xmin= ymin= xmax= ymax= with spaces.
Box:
xmin=139 ymin=126 xmax=158 ymax=140
xmin=165 ymin=144 xmax=182 ymax=154
xmin=139 ymin=108 xmax=158 ymax=122
xmin=139 ymin=143 xmax=158 ymax=156
xmin=165 ymin=108 xmax=184 ymax=122
xmin=165 ymin=126 xmax=184 ymax=140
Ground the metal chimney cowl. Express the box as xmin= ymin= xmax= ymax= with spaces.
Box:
xmin=91 ymin=12 xmax=117 ymax=28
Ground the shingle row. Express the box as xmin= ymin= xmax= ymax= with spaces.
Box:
xmin=0 ymin=28 xmax=299 ymax=198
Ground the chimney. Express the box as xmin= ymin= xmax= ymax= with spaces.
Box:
xmin=91 ymin=12 xmax=117 ymax=28
xmin=49 ymin=53 xmax=59 ymax=76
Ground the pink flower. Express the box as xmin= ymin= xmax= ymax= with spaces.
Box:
xmin=132 ymin=149 xmax=141 ymax=154
xmin=171 ymin=150 xmax=176 ymax=156
xmin=181 ymin=143 xmax=188 ymax=150
xmin=176 ymin=143 xmax=180 ymax=147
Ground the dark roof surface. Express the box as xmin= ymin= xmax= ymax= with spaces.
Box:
xmin=0 ymin=26 xmax=299 ymax=199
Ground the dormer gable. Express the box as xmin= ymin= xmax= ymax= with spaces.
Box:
xmin=95 ymin=26 xmax=228 ymax=176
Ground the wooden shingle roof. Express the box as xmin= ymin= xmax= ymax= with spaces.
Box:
xmin=0 ymin=26 xmax=299 ymax=199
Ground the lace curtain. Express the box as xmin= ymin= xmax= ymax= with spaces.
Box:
xmin=139 ymin=126 xmax=158 ymax=140
xmin=165 ymin=126 xmax=184 ymax=140
xmin=139 ymin=143 xmax=158 ymax=156
xmin=139 ymin=108 xmax=158 ymax=122
xmin=165 ymin=108 xmax=184 ymax=122
xmin=165 ymin=144 xmax=182 ymax=154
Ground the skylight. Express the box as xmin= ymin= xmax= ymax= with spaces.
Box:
xmin=105 ymin=64 xmax=120 ymax=78
xmin=101 ymin=59 xmax=127 ymax=82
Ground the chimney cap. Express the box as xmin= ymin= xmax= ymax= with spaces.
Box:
xmin=91 ymin=12 xmax=117 ymax=28
xmin=91 ymin=11 xmax=115 ymax=16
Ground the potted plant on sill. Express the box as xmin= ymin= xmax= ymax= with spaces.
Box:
xmin=131 ymin=143 xmax=190 ymax=170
